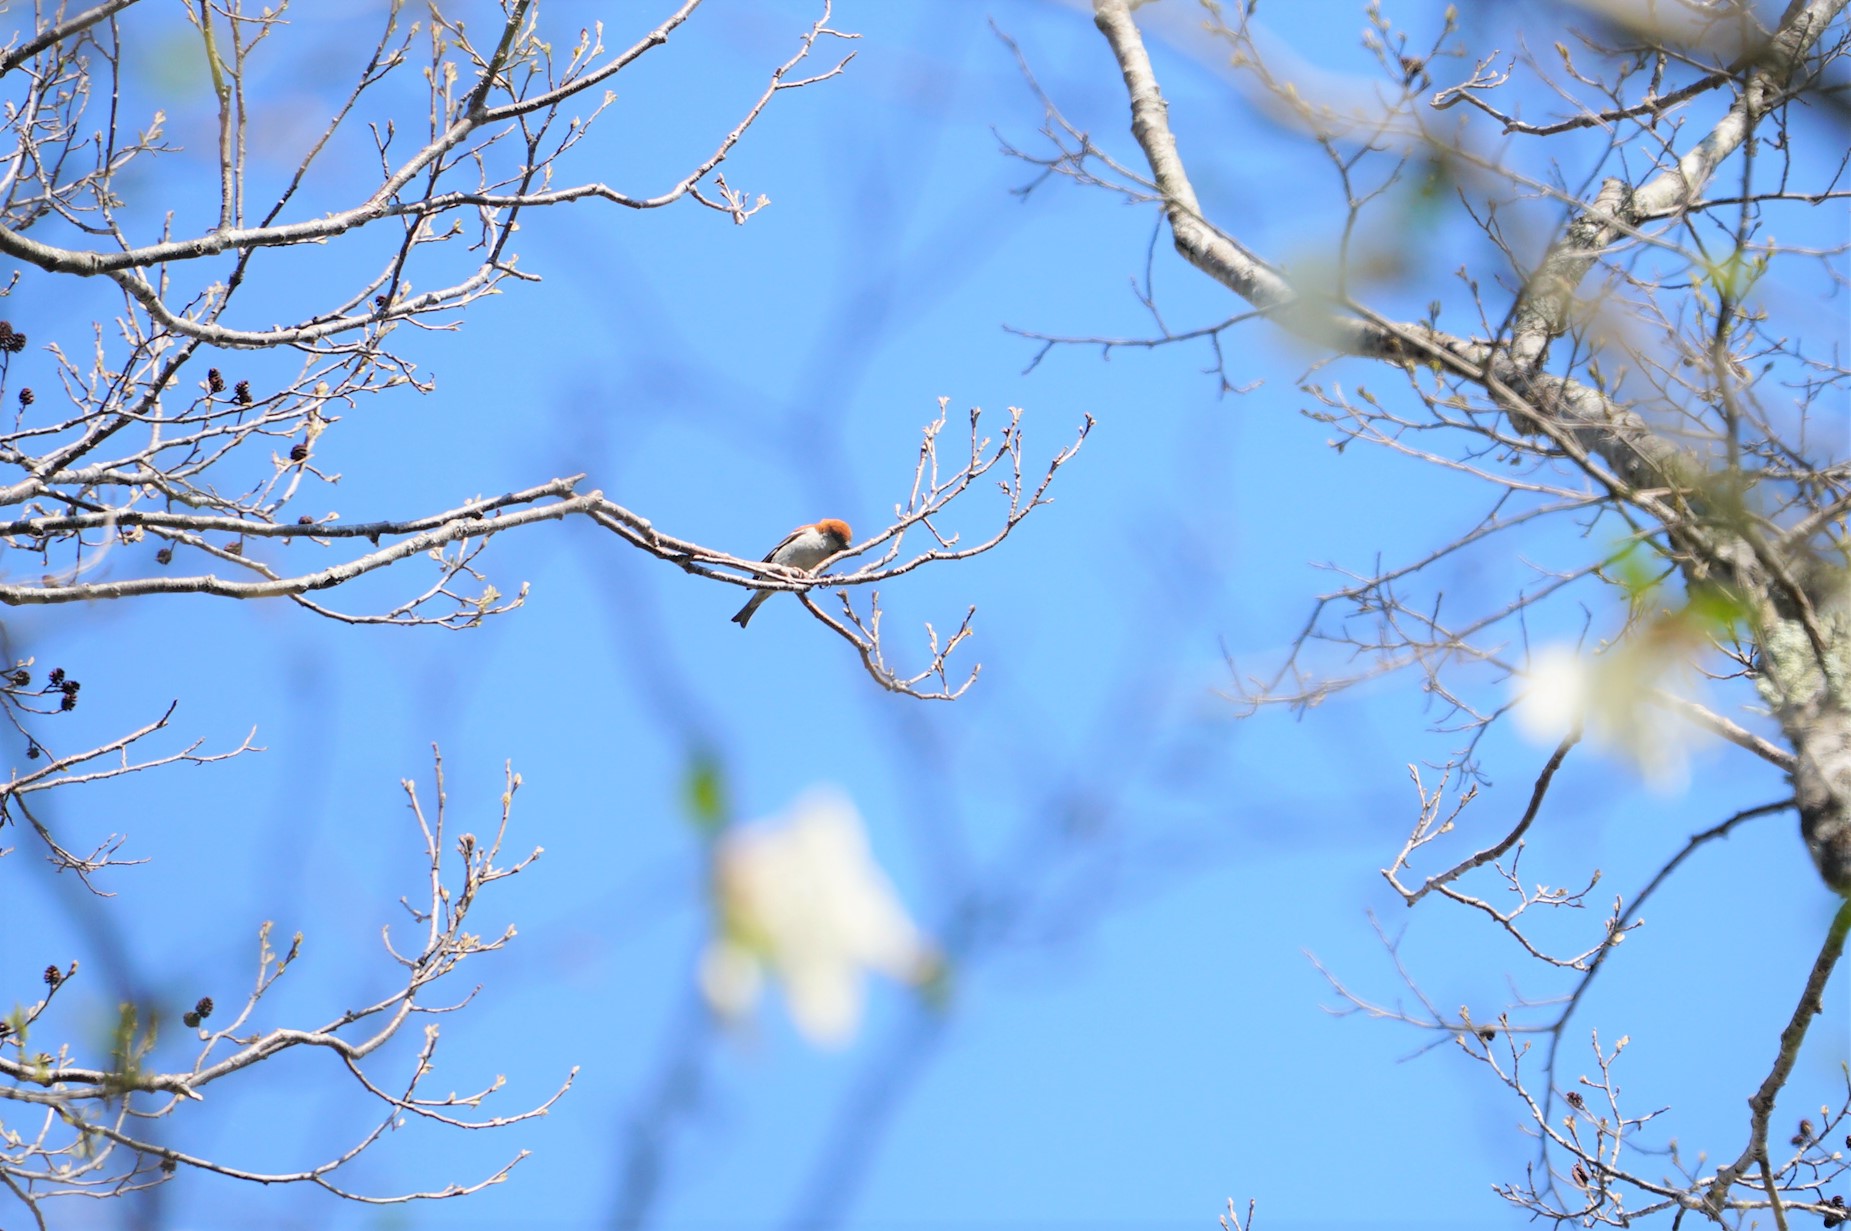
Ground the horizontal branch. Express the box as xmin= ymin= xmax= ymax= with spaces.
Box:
xmin=0 ymin=492 xmax=598 ymax=605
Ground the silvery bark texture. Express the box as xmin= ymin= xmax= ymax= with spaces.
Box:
xmin=1073 ymin=1 xmax=1851 ymax=1223
xmin=1091 ymin=0 xmax=1851 ymax=893
xmin=1765 ymin=582 xmax=1851 ymax=891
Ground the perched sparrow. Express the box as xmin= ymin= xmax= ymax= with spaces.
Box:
xmin=731 ymin=518 xmax=853 ymax=628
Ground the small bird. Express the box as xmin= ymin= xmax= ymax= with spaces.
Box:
xmin=731 ymin=518 xmax=853 ymax=628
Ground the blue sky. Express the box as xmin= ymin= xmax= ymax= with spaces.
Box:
xmin=9 ymin=2 xmax=1846 ymax=1229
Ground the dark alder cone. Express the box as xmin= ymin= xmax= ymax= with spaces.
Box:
xmin=234 ymin=380 xmax=252 ymax=405
xmin=194 ymin=996 xmax=214 ymax=1018
xmin=207 ymin=367 xmax=225 ymax=393
xmin=47 ymin=667 xmax=63 ymax=686
xmin=43 ymin=964 xmax=61 ymax=987
xmin=7 ymin=668 xmax=27 ymax=687
xmin=17 ymin=387 xmax=31 ymax=406
xmin=1 ymin=327 xmax=26 ymax=353
xmin=289 ymin=442 xmax=309 ymax=461
xmin=155 ymin=547 xmax=173 ymax=565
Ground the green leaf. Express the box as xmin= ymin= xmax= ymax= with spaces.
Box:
xmin=683 ymin=748 xmax=730 ymax=837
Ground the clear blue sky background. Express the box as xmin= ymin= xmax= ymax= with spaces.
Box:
xmin=10 ymin=2 xmax=1845 ymax=1229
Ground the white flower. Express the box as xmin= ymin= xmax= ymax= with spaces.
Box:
xmin=1514 ymin=628 xmax=1702 ymax=788
xmin=699 ymin=787 xmax=936 ymax=1047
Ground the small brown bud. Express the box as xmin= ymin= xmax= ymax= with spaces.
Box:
xmin=224 ymin=540 xmax=243 ymax=556
xmin=1794 ymin=1118 xmax=1815 ymax=1146
xmin=1478 ymin=1027 xmax=1495 ymax=1041
xmin=1571 ymin=1162 xmax=1589 ymax=1188
xmin=297 ymin=514 xmax=314 ymax=525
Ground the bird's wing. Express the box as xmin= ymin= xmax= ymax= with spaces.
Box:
xmin=760 ymin=528 xmax=805 ymax=563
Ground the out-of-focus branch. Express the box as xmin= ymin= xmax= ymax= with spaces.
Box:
xmin=0 ymin=0 xmax=141 ymax=75
xmin=1085 ymin=0 xmax=1850 ymax=890
xmin=1057 ymin=2 xmax=1851 ymax=1225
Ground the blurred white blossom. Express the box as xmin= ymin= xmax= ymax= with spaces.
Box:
xmin=1515 ymin=621 xmax=1707 ymax=788
xmin=699 ymin=787 xmax=937 ymax=1047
